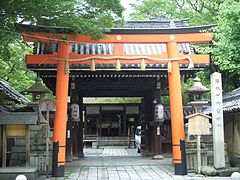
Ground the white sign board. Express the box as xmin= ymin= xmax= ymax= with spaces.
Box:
xmin=188 ymin=115 xmax=211 ymax=135
xmin=211 ymin=72 xmax=225 ymax=168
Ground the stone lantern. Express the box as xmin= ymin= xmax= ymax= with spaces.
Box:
xmin=24 ymin=77 xmax=50 ymax=102
xmin=188 ymin=77 xmax=209 ymax=113
xmin=186 ymin=77 xmax=212 ymax=174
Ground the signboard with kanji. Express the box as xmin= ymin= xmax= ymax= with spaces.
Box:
xmin=187 ymin=113 xmax=211 ymax=135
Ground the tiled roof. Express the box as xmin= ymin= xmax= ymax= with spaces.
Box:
xmin=0 ymin=79 xmax=30 ymax=104
xmin=222 ymin=87 xmax=240 ymax=113
xmin=123 ymin=19 xmax=189 ymax=29
xmin=18 ymin=19 xmax=215 ymax=34
xmin=204 ymin=87 xmax=240 ymax=114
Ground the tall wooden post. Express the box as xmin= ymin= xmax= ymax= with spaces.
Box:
xmin=152 ymin=89 xmax=162 ymax=155
xmin=78 ymin=96 xmax=84 ymax=157
xmin=123 ymin=106 xmax=127 ymax=136
xmin=167 ymin=36 xmax=187 ymax=175
xmin=52 ymin=42 xmax=70 ymax=177
xmin=143 ymin=94 xmax=152 ymax=156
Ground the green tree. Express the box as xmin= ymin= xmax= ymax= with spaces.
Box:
xmin=212 ymin=0 xmax=240 ymax=90
xmin=0 ymin=0 xmax=124 ymax=92
xmin=0 ymin=42 xmax=36 ymax=92
xmin=130 ymin=0 xmax=227 ymax=25
xmin=130 ymin=0 xmax=185 ymax=20
xmin=1 ymin=0 xmax=123 ymax=38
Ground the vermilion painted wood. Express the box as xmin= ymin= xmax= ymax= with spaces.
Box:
xmin=52 ymin=42 xmax=69 ymax=167
xmin=22 ymin=32 xmax=213 ymax=43
xmin=167 ymin=40 xmax=185 ymax=164
xmin=25 ymin=54 xmax=209 ymax=65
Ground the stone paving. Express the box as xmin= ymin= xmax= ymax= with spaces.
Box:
xmin=38 ymin=147 xmax=231 ymax=180
xmin=102 ymin=147 xmax=128 ymax=156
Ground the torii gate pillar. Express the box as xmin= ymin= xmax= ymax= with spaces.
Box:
xmin=52 ymin=42 xmax=70 ymax=177
xmin=167 ymin=35 xmax=187 ymax=175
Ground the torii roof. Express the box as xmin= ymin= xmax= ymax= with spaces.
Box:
xmin=17 ymin=19 xmax=215 ymax=34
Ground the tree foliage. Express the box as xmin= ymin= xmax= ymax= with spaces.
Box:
xmin=212 ymin=0 xmax=240 ymax=81
xmin=130 ymin=0 xmax=185 ymax=20
xmin=0 ymin=0 xmax=123 ymax=38
xmin=130 ymin=0 xmax=224 ymax=25
xmin=0 ymin=42 xmax=36 ymax=92
xmin=0 ymin=0 xmax=124 ymax=93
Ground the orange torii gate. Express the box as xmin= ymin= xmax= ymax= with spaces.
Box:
xmin=22 ymin=25 xmax=213 ymax=177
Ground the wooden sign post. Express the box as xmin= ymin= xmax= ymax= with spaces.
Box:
xmin=187 ymin=113 xmax=211 ymax=173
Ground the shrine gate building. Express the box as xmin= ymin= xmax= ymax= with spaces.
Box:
xmin=20 ymin=19 xmax=214 ymax=177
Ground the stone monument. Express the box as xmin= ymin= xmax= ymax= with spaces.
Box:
xmin=211 ymin=72 xmax=225 ymax=169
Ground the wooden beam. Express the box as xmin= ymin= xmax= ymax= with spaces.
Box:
xmin=22 ymin=32 xmax=213 ymax=43
xmin=26 ymin=54 xmax=209 ymax=65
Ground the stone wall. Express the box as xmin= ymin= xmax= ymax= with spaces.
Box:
xmin=8 ymin=123 xmax=53 ymax=174
xmin=224 ymin=113 xmax=240 ymax=166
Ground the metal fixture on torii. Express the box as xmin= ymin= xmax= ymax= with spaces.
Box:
xmin=21 ymin=25 xmax=213 ymax=177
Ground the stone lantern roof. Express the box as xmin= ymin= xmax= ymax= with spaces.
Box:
xmin=188 ymin=77 xmax=209 ymax=94
xmin=188 ymin=77 xmax=209 ymax=112
xmin=25 ymin=77 xmax=50 ymax=94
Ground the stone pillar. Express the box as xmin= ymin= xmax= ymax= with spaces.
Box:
xmin=211 ymin=72 xmax=225 ymax=168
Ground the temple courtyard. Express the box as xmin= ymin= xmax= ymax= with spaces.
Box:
xmin=37 ymin=147 xmax=231 ymax=180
